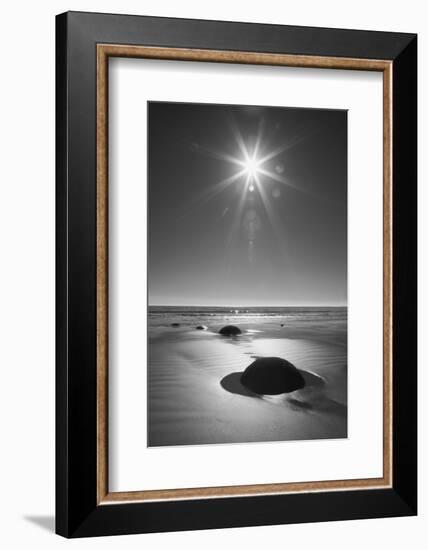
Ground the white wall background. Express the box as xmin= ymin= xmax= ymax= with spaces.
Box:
xmin=0 ymin=1 xmax=424 ymax=548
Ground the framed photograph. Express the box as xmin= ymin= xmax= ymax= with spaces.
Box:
xmin=56 ymin=11 xmax=417 ymax=537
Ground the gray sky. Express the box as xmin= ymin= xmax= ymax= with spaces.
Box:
xmin=148 ymin=102 xmax=347 ymax=307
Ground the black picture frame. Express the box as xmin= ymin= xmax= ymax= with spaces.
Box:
xmin=56 ymin=11 xmax=417 ymax=538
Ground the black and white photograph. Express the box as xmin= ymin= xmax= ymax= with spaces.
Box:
xmin=148 ymin=101 xmax=348 ymax=447
xmin=0 ymin=0 xmax=420 ymax=545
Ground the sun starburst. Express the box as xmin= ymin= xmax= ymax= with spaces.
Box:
xmin=186 ymin=115 xmax=317 ymax=254
xmin=241 ymin=155 xmax=262 ymax=180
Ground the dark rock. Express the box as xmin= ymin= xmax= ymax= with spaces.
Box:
xmin=219 ymin=325 xmax=242 ymax=336
xmin=171 ymin=323 xmax=180 ymax=327
xmin=241 ymin=357 xmax=305 ymax=395
xmin=196 ymin=325 xmax=208 ymax=330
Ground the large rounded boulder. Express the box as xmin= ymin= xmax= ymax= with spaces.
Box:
xmin=219 ymin=325 xmax=242 ymax=336
xmin=241 ymin=357 xmax=305 ymax=395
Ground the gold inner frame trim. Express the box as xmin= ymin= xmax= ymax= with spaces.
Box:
xmin=96 ymin=44 xmax=393 ymax=505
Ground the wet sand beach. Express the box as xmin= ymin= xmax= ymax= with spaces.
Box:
xmin=148 ymin=308 xmax=347 ymax=447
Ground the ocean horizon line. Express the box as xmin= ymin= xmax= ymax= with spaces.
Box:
xmin=149 ymin=304 xmax=347 ymax=309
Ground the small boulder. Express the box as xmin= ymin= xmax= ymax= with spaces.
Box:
xmin=241 ymin=357 xmax=305 ymax=395
xmin=219 ymin=325 xmax=242 ymax=336
xmin=196 ymin=325 xmax=208 ymax=330
xmin=171 ymin=323 xmax=180 ymax=327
